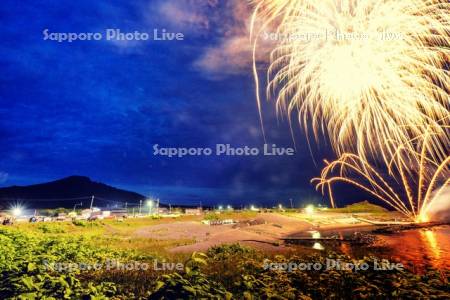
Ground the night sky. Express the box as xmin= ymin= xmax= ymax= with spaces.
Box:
xmin=0 ymin=0 xmax=366 ymax=207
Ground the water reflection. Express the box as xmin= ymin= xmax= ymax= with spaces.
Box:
xmin=309 ymin=231 xmax=324 ymax=250
xmin=296 ymin=226 xmax=450 ymax=271
xmin=373 ymin=226 xmax=450 ymax=271
xmin=313 ymin=242 xmax=325 ymax=250
xmin=419 ymin=230 xmax=442 ymax=269
xmin=338 ymin=233 xmax=351 ymax=256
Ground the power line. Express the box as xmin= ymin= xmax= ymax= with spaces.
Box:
xmin=0 ymin=195 xmax=145 ymax=206
xmin=0 ymin=196 xmax=92 ymax=202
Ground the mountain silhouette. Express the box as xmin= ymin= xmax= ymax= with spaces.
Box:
xmin=0 ymin=176 xmax=147 ymax=209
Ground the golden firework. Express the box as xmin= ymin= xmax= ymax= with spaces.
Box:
xmin=251 ymin=0 xmax=450 ymax=165
xmin=312 ymin=127 xmax=449 ymax=222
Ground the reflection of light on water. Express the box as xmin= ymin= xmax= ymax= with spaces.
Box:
xmin=313 ymin=242 xmax=325 ymax=250
xmin=376 ymin=227 xmax=450 ymax=272
xmin=421 ymin=230 xmax=441 ymax=263
xmin=308 ymin=231 xmax=324 ymax=250
xmin=311 ymin=231 xmax=321 ymax=239
xmin=339 ymin=233 xmax=351 ymax=256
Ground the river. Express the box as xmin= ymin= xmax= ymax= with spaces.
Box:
xmin=292 ymin=225 xmax=450 ymax=272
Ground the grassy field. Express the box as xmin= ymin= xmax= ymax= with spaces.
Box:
xmin=323 ymin=201 xmax=389 ymax=214
xmin=11 ymin=212 xmax=259 ymax=257
xmin=1 ymin=212 xmax=449 ymax=299
xmin=15 ymin=216 xmax=199 ymax=257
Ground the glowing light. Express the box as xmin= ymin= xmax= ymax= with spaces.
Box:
xmin=218 ymin=205 xmax=223 ymax=211
xmin=146 ymin=200 xmax=154 ymax=215
xmin=251 ymin=0 xmax=450 ymax=166
xmin=313 ymin=242 xmax=325 ymax=250
xmin=311 ymin=231 xmax=321 ymax=239
xmin=11 ymin=206 xmax=23 ymax=217
xmin=278 ymin=204 xmax=283 ymax=210
xmin=227 ymin=205 xmax=232 ymax=211
xmin=250 ymin=205 xmax=258 ymax=211
xmin=313 ymin=129 xmax=449 ymax=223
xmin=418 ymin=212 xmax=430 ymax=223
xmin=421 ymin=230 xmax=441 ymax=264
xmin=305 ymin=205 xmax=315 ymax=215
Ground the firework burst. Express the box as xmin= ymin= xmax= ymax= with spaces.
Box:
xmin=251 ymin=0 xmax=450 ymax=165
xmin=312 ymin=127 xmax=449 ymax=222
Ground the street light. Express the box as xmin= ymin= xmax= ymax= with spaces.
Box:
xmin=147 ymin=200 xmax=154 ymax=215
xmin=305 ymin=205 xmax=315 ymax=215
xmin=12 ymin=206 xmax=23 ymax=217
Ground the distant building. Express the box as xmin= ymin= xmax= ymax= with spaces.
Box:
xmin=156 ymin=207 xmax=169 ymax=214
xmin=81 ymin=209 xmax=92 ymax=218
xmin=184 ymin=208 xmax=203 ymax=215
xmin=110 ymin=209 xmax=127 ymax=217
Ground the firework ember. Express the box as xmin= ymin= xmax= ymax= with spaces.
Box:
xmin=251 ymin=0 xmax=450 ymax=166
xmin=313 ymin=129 xmax=449 ymax=222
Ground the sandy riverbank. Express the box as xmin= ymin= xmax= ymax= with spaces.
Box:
xmin=132 ymin=212 xmax=380 ymax=253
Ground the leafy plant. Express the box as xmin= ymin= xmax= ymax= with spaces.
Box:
xmin=1 ymin=228 xmax=449 ymax=299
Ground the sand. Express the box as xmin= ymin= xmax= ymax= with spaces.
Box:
xmin=131 ymin=212 xmax=377 ymax=253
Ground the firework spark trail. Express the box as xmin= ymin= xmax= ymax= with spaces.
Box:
xmin=251 ymin=0 xmax=450 ymax=166
xmin=312 ymin=128 xmax=450 ymax=222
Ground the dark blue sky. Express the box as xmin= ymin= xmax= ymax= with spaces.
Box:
xmin=0 ymin=0 xmax=363 ymax=207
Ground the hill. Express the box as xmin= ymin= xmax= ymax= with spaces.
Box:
xmin=0 ymin=176 xmax=147 ymax=209
xmin=328 ymin=200 xmax=389 ymax=213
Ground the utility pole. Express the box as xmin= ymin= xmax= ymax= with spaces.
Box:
xmin=74 ymin=202 xmax=83 ymax=212
xmin=90 ymin=196 xmax=95 ymax=212
xmin=289 ymin=198 xmax=294 ymax=209
xmin=139 ymin=200 xmax=142 ymax=215
xmin=125 ymin=202 xmax=128 ymax=214
xmin=150 ymin=200 xmax=153 ymax=216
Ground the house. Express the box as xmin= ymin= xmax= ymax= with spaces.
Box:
xmin=184 ymin=208 xmax=203 ymax=215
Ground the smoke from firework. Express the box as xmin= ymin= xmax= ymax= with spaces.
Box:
xmin=426 ymin=187 xmax=450 ymax=222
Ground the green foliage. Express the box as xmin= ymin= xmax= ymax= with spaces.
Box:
xmin=36 ymin=223 xmax=67 ymax=234
xmin=207 ymin=243 xmax=256 ymax=260
xmin=149 ymin=252 xmax=231 ymax=300
xmin=72 ymin=220 xmax=87 ymax=227
xmin=149 ymin=244 xmax=450 ymax=300
xmin=0 ymin=227 xmax=122 ymax=299
xmin=203 ymin=213 xmax=220 ymax=221
xmin=1 ymin=229 xmax=448 ymax=300
xmin=328 ymin=201 xmax=388 ymax=213
xmin=53 ymin=208 xmax=71 ymax=216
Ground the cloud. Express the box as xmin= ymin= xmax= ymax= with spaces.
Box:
xmin=157 ymin=0 xmax=219 ymax=33
xmin=193 ymin=0 xmax=274 ymax=78
xmin=194 ymin=35 xmax=252 ymax=77
xmin=157 ymin=0 xmax=273 ymax=78
xmin=0 ymin=172 xmax=9 ymax=184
